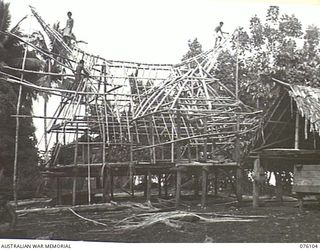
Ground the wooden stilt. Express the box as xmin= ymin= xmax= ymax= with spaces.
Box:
xmin=274 ymin=172 xmax=283 ymax=202
xmin=147 ymin=170 xmax=151 ymax=202
xmin=214 ymin=168 xmax=219 ymax=196
xmin=87 ymin=129 xmax=91 ymax=205
xmin=164 ymin=174 xmax=168 ymax=198
xmin=129 ymin=163 xmax=135 ymax=197
xmin=201 ymin=167 xmax=208 ymax=208
xmin=110 ymin=170 xmax=114 ymax=199
xmin=297 ymin=193 xmax=304 ymax=211
xmin=72 ymin=124 xmax=79 ymax=206
xmin=194 ymin=172 xmax=199 ymax=197
xmin=253 ymin=180 xmax=259 ymax=208
xmin=102 ymin=165 xmax=111 ymax=203
xmin=175 ymin=168 xmax=182 ymax=207
xmin=235 ymin=117 xmax=242 ymax=202
xmin=253 ymin=158 xmax=261 ymax=208
xmin=236 ymin=168 xmax=243 ymax=201
xmin=144 ymin=174 xmax=148 ymax=197
xmin=158 ymin=174 xmax=162 ymax=197
xmin=295 ymin=111 xmax=300 ymax=149
xmin=57 ymin=177 xmax=62 ymax=205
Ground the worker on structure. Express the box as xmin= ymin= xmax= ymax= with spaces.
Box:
xmin=74 ymin=60 xmax=88 ymax=88
xmin=214 ymin=22 xmax=229 ymax=47
xmin=63 ymin=11 xmax=74 ymax=46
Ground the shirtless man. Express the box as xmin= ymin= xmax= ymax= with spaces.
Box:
xmin=214 ymin=22 xmax=229 ymax=47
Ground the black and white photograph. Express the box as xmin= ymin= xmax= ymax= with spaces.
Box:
xmin=0 ymin=0 xmax=320 ymax=247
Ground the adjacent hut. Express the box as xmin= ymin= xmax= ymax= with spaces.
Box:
xmin=249 ymin=79 xmax=320 ymax=208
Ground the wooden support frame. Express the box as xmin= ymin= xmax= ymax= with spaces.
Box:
xmin=11 ymin=9 xmax=262 ymax=211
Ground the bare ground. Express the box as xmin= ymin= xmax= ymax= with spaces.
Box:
xmin=4 ymin=195 xmax=320 ymax=243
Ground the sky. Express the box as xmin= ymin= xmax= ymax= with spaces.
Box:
xmin=4 ymin=0 xmax=320 ymax=150
xmin=7 ymin=0 xmax=320 ymax=64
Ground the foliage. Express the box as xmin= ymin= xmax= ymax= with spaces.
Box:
xmin=214 ymin=5 xmax=320 ymax=110
xmin=0 ymin=0 xmax=43 ymax=193
xmin=181 ymin=38 xmax=203 ymax=61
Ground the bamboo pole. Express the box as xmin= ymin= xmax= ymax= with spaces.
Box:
xmin=235 ymin=116 xmax=242 ymax=202
xmin=44 ymin=60 xmax=51 ymax=153
xmin=295 ymin=111 xmax=300 ymax=149
xmin=175 ymin=168 xmax=182 ymax=207
xmin=5 ymin=77 xmax=121 ymax=96
xmin=72 ymin=124 xmax=79 ymax=206
xmin=201 ymin=118 xmax=208 ymax=208
xmin=175 ymin=105 xmax=183 ymax=207
xmin=13 ymin=42 xmax=28 ymax=207
xmin=201 ymin=167 xmax=208 ymax=208
xmin=13 ymin=86 xmax=22 ymax=208
xmin=147 ymin=170 xmax=151 ymax=202
xmin=253 ymin=158 xmax=261 ymax=208
xmin=235 ymin=29 xmax=239 ymax=100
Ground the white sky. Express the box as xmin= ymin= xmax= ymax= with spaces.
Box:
xmin=4 ymin=0 xmax=320 ymax=150
xmin=7 ymin=0 xmax=320 ymax=64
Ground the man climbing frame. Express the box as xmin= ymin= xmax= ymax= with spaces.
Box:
xmin=74 ymin=59 xmax=88 ymax=89
xmin=214 ymin=21 xmax=229 ymax=47
xmin=63 ymin=11 xmax=74 ymax=46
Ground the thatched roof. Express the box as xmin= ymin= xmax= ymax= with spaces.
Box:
xmin=289 ymin=85 xmax=320 ymax=135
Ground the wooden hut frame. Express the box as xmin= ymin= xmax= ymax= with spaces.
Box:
xmin=3 ymin=7 xmax=260 ymax=207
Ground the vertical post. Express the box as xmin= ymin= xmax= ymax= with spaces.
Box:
xmin=275 ymin=171 xmax=283 ymax=202
xmin=144 ymin=174 xmax=147 ymax=197
xmin=150 ymin=116 xmax=156 ymax=164
xmin=102 ymin=164 xmax=111 ymax=203
xmin=57 ymin=177 xmax=62 ymax=205
xmin=295 ymin=111 xmax=300 ymax=149
xmin=176 ymin=109 xmax=182 ymax=162
xmin=164 ymin=174 xmax=168 ymax=197
xmin=214 ymin=168 xmax=219 ymax=196
xmin=194 ymin=172 xmax=199 ymax=197
xmin=203 ymin=118 xmax=208 ymax=163
xmin=235 ymin=116 xmax=242 ymax=202
xmin=201 ymin=118 xmax=208 ymax=207
xmin=175 ymin=168 xmax=182 ymax=207
xmin=158 ymin=174 xmax=162 ymax=197
xmin=171 ymin=122 xmax=175 ymax=163
xmin=187 ymin=142 xmax=191 ymax=162
xmin=102 ymin=97 xmax=107 ymax=194
xmin=44 ymin=60 xmax=51 ymax=153
xmin=129 ymin=163 xmax=135 ymax=197
xmin=253 ymin=158 xmax=261 ymax=208
xmin=235 ymin=29 xmax=239 ymax=101
xmin=147 ymin=170 xmax=151 ymax=202
xmin=87 ymin=129 xmax=91 ymax=205
xmin=297 ymin=193 xmax=304 ymax=211
xmin=72 ymin=124 xmax=79 ymax=206
xmin=13 ymin=43 xmax=28 ymax=207
xmin=129 ymin=114 xmax=134 ymax=197
xmin=110 ymin=170 xmax=114 ymax=199
xmin=175 ymin=106 xmax=182 ymax=207
xmin=201 ymin=167 xmax=208 ymax=208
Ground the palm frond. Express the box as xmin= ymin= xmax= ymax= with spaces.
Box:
xmin=0 ymin=1 xmax=11 ymax=36
xmin=8 ymin=57 xmax=44 ymax=71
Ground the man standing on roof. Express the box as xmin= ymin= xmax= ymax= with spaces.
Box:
xmin=214 ymin=22 xmax=229 ymax=47
xmin=63 ymin=11 xmax=74 ymax=46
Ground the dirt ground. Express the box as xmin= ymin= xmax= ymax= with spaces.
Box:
xmin=5 ymin=195 xmax=320 ymax=243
